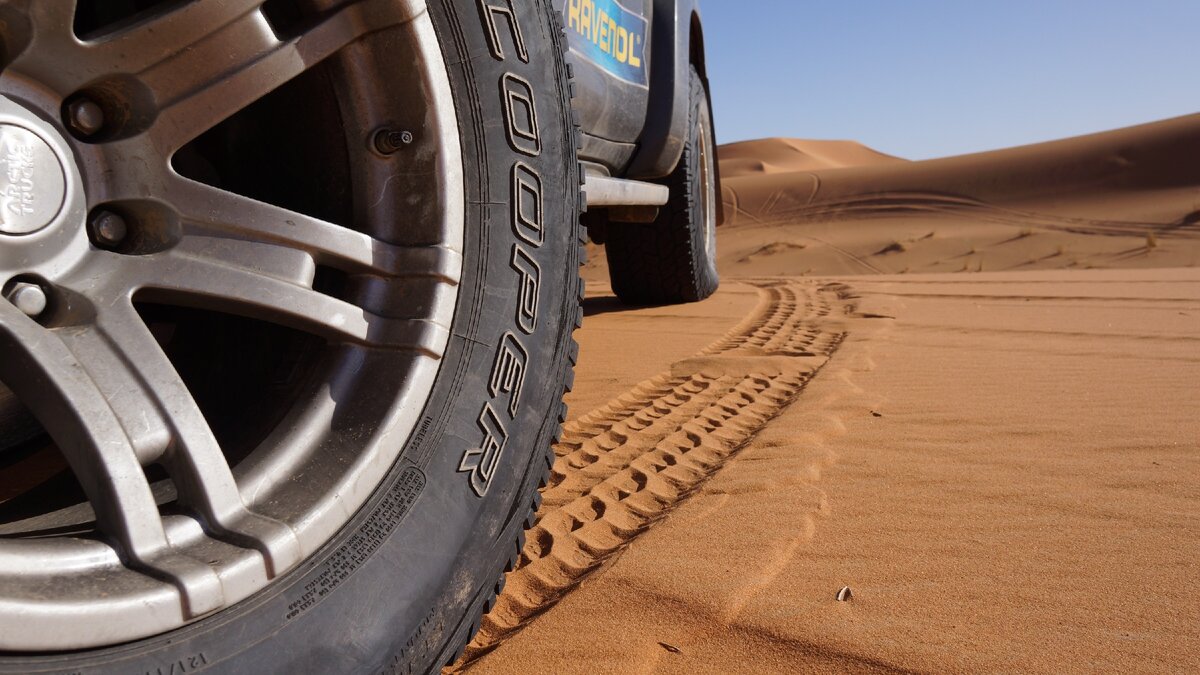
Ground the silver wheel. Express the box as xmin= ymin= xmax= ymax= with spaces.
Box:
xmin=696 ymin=103 xmax=718 ymax=270
xmin=0 ymin=0 xmax=462 ymax=650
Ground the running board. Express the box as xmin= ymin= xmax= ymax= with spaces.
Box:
xmin=583 ymin=176 xmax=670 ymax=208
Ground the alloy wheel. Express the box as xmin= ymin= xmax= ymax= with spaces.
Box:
xmin=0 ymin=0 xmax=462 ymax=650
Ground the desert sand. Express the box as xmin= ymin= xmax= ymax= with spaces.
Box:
xmin=451 ymin=115 xmax=1200 ymax=673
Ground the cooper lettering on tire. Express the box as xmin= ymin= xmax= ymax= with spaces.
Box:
xmin=490 ymin=332 xmax=530 ymax=417
xmin=479 ymin=0 xmax=531 ymax=63
xmin=512 ymin=162 xmax=546 ymax=246
xmin=502 ymin=74 xmax=543 ymax=157
xmin=459 ymin=404 xmax=510 ymax=498
xmin=0 ymin=1 xmax=581 ymax=673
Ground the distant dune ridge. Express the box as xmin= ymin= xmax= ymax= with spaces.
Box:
xmin=709 ymin=114 xmax=1200 ymax=277
xmin=717 ymin=138 xmax=905 ymax=177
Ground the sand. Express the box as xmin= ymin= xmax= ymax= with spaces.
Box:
xmin=718 ymin=138 xmax=905 ymax=178
xmin=708 ymin=115 xmax=1200 ymax=278
xmin=450 ymin=116 xmax=1200 ymax=673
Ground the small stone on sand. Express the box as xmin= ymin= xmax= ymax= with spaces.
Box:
xmin=658 ymin=642 xmax=683 ymax=654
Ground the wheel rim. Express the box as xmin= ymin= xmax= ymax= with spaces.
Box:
xmin=0 ymin=0 xmax=462 ymax=650
xmin=697 ymin=105 xmax=718 ymax=266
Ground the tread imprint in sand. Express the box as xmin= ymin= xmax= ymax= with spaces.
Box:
xmin=456 ymin=281 xmax=851 ymax=666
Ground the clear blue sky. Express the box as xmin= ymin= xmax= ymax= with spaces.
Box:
xmin=702 ymin=1 xmax=1200 ymax=159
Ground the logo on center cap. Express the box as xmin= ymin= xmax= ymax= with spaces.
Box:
xmin=0 ymin=124 xmax=67 ymax=236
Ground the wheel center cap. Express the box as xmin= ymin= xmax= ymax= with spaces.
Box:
xmin=0 ymin=123 xmax=66 ymax=236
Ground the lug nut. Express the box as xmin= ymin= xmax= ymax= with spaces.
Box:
xmin=90 ymin=210 xmax=127 ymax=248
xmin=66 ymin=98 xmax=105 ymax=137
xmin=6 ymin=282 xmax=48 ymax=318
xmin=373 ymin=128 xmax=414 ymax=155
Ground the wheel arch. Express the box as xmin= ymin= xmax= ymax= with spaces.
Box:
xmin=626 ymin=0 xmax=710 ymax=181
xmin=688 ymin=6 xmax=725 ymax=226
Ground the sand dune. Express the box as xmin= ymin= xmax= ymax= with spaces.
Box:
xmin=706 ymin=114 xmax=1200 ymax=278
xmin=454 ymin=116 xmax=1200 ymax=673
xmin=722 ymin=114 xmax=1200 ymax=226
xmin=718 ymin=138 xmax=905 ymax=177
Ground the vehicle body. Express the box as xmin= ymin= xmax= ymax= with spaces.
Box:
xmin=561 ymin=0 xmax=722 ymax=305
xmin=559 ymin=0 xmax=712 ymax=182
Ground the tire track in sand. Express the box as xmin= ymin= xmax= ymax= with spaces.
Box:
xmin=455 ymin=281 xmax=853 ymax=667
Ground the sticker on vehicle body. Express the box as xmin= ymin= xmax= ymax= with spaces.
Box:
xmin=565 ymin=0 xmax=649 ymax=87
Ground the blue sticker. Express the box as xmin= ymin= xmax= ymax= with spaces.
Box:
xmin=565 ymin=0 xmax=648 ymax=87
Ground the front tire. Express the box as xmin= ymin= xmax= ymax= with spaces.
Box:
xmin=606 ymin=66 xmax=719 ymax=305
xmin=0 ymin=1 xmax=581 ymax=673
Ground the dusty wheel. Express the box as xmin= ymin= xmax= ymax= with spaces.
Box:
xmin=0 ymin=0 xmax=580 ymax=672
xmin=606 ymin=66 xmax=719 ymax=305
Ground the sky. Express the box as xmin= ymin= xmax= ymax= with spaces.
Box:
xmin=701 ymin=1 xmax=1200 ymax=160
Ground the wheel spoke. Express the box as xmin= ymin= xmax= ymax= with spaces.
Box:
xmin=83 ymin=1 xmax=267 ymax=66
xmin=104 ymin=242 xmax=450 ymax=356
xmin=82 ymin=299 xmax=302 ymax=576
xmin=0 ymin=301 xmax=224 ymax=616
xmin=32 ymin=0 xmax=80 ymax=31
xmin=54 ymin=311 xmax=176 ymax=465
xmin=166 ymin=177 xmax=462 ymax=281
xmin=2 ymin=1 xmax=79 ymax=52
xmin=4 ymin=0 xmax=422 ymax=147
xmin=0 ymin=300 xmax=162 ymax=547
xmin=0 ymin=1 xmax=253 ymax=92
xmin=140 ymin=0 xmax=423 ymax=151
xmin=2 ymin=277 xmax=301 ymax=583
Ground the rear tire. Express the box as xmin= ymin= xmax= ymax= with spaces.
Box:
xmin=606 ymin=66 xmax=719 ymax=305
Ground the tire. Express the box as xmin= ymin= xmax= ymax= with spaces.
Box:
xmin=605 ymin=66 xmax=719 ymax=305
xmin=0 ymin=1 xmax=581 ymax=673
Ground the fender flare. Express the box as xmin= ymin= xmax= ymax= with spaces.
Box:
xmin=626 ymin=0 xmax=722 ymax=223
xmin=626 ymin=0 xmax=707 ymax=180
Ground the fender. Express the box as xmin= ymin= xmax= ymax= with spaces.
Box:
xmin=625 ymin=0 xmax=706 ymax=180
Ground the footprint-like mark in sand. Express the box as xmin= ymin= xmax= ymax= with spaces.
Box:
xmin=702 ymin=282 xmax=847 ymax=358
xmin=455 ymin=281 xmax=853 ymax=667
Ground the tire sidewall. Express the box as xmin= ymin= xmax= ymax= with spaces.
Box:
xmin=691 ymin=91 xmax=715 ymax=283
xmin=688 ymin=68 xmax=720 ymax=289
